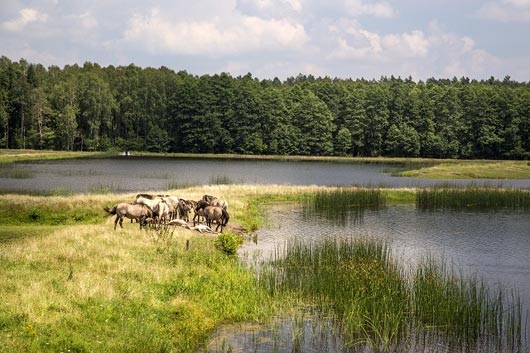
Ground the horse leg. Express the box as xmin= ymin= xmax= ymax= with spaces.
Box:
xmin=114 ymin=215 xmax=119 ymax=230
xmin=119 ymin=216 xmax=124 ymax=229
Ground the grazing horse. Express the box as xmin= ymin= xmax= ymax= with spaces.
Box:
xmin=195 ymin=200 xmax=230 ymax=232
xmin=178 ymin=199 xmax=192 ymax=222
xmin=135 ymin=196 xmax=171 ymax=227
xmin=162 ymin=196 xmax=180 ymax=220
xmin=104 ymin=203 xmax=153 ymax=230
xmin=202 ymin=194 xmax=228 ymax=210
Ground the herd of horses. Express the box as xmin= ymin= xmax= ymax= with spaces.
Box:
xmin=104 ymin=194 xmax=230 ymax=233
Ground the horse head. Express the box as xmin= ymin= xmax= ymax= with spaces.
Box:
xmin=196 ymin=199 xmax=210 ymax=211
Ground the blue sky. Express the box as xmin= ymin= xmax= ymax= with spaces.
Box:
xmin=1 ymin=0 xmax=529 ymax=80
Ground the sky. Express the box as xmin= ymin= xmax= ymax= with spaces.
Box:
xmin=1 ymin=0 xmax=530 ymax=81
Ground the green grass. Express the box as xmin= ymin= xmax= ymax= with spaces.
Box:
xmin=0 ymin=225 xmax=272 ymax=353
xmin=0 ymin=149 xmax=110 ymax=164
xmin=305 ymin=188 xmax=387 ymax=224
xmin=399 ymin=161 xmax=530 ymax=179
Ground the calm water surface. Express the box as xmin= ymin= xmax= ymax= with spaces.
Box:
xmin=241 ymin=204 xmax=530 ymax=297
xmin=3 ymin=156 xmax=530 ymax=193
xmin=219 ymin=203 xmax=530 ymax=353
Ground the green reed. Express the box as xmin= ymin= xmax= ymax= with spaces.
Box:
xmin=412 ymin=257 xmax=524 ymax=352
xmin=259 ymin=238 xmax=407 ymax=351
xmin=306 ymin=188 xmax=386 ymax=224
xmin=0 ymin=163 xmax=33 ymax=178
xmin=209 ymin=175 xmax=235 ymax=185
xmin=417 ymin=186 xmax=530 ymax=210
xmin=259 ymin=238 xmax=525 ymax=353
xmin=166 ymin=179 xmax=199 ymax=190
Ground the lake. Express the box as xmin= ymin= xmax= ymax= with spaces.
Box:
xmin=2 ymin=156 xmax=530 ymax=193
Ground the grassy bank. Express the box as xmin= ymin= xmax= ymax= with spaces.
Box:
xmin=0 ymin=185 xmax=319 ymax=352
xmin=398 ymin=160 xmax=530 ymax=179
xmin=0 ymin=149 xmax=109 ymax=164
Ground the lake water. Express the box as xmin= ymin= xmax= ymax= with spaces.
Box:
xmin=222 ymin=203 xmax=530 ymax=353
xmin=2 ymin=156 xmax=530 ymax=193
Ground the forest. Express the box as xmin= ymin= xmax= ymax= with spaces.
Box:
xmin=0 ymin=56 xmax=529 ymax=159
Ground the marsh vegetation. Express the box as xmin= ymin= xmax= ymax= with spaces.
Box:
xmin=257 ymin=238 xmax=524 ymax=353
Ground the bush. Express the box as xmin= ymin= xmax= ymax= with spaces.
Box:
xmin=214 ymin=232 xmax=243 ymax=255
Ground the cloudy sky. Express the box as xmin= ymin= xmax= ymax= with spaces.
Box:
xmin=1 ymin=0 xmax=530 ymax=80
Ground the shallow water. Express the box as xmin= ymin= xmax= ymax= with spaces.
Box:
xmin=216 ymin=203 xmax=530 ymax=353
xmin=242 ymin=203 xmax=530 ymax=299
xmin=2 ymin=156 xmax=530 ymax=193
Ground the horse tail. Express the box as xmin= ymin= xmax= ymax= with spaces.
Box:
xmin=222 ymin=208 xmax=230 ymax=226
xmin=104 ymin=205 xmax=117 ymax=215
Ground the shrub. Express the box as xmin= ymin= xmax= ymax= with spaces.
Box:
xmin=214 ymin=232 xmax=243 ymax=255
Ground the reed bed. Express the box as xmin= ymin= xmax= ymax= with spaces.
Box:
xmin=305 ymin=188 xmax=386 ymax=224
xmin=209 ymin=175 xmax=236 ymax=185
xmin=258 ymin=238 xmax=525 ymax=353
xmin=417 ymin=187 xmax=530 ymax=210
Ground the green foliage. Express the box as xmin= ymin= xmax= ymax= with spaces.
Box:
xmin=214 ymin=232 xmax=243 ymax=255
xmin=1 ymin=56 xmax=530 ymax=159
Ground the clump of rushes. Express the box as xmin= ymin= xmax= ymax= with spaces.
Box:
xmin=259 ymin=237 xmax=407 ymax=351
xmin=416 ymin=186 xmax=530 ymax=210
xmin=306 ymin=188 xmax=386 ymax=224
xmin=413 ymin=257 xmax=524 ymax=353
xmin=259 ymin=238 xmax=524 ymax=353
xmin=209 ymin=175 xmax=234 ymax=185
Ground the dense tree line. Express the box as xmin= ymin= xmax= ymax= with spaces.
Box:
xmin=1 ymin=56 xmax=529 ymax=159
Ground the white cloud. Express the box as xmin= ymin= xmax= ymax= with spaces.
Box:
xmin=78 ymin=12 xmax=98 ymax=29
xmin=344 ymin=0 xmax=395 ymax=18
xmin=479 ymin=0 xmax=530 ymax=21
xmin=2 ymin=8 xmax=48 ymax=31
xmin=124 ymin=8 xmax=309 ymax=55
xmin=327 ymin=20 xmax=427 ymax=60
xmin=324 ymin=19 xmax=504 ymax=80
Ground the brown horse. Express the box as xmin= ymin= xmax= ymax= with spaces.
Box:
xmin=104 ymin=203 xmax=153 ymax=230
xmin=178 ymin=199 xmax=192 ymax=222
xmin=202 ymin=194 xmax=228 ymax=210
xmin=195 ymin=200 xmax=229 ymax=232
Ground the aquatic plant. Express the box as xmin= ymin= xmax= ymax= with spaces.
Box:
xmin=0 ymin=163 xmax=33 ymax=178
xmin=166 ymin=179 xmax=200 ymax=190
xmin=209 ymin=175 xmax=235 ymax=185
xmin=417 ymin=186 xmax=530 ymax=210
xmin=259 ymin=237 xmax=525 ymax=353
xmin=305 ymin=188 xmax=386 ymax=224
